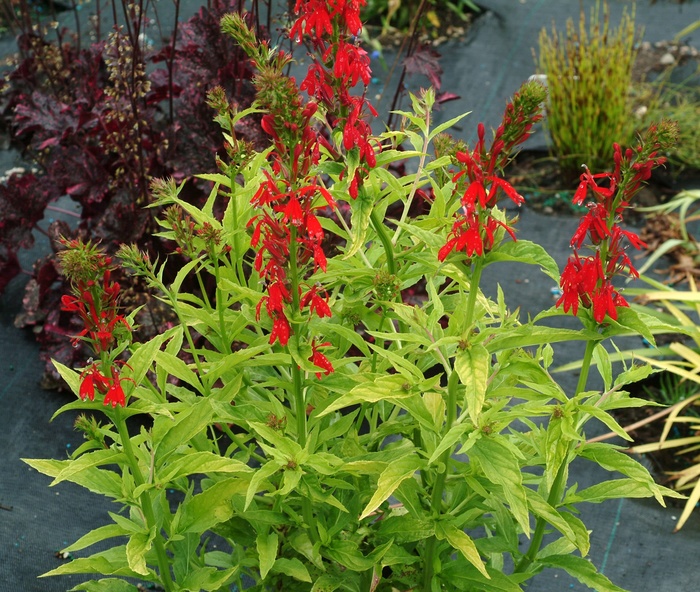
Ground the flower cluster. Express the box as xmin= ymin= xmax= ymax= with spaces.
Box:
xmin=439 ymin=82 xmax=546 ymax=261
xmin=557 ymin=121 xmax=678 ymax=323
xmin=295 ymin=0 xmax=378 ymax=198
xmin=58 ymin=238 xmax=131 ymax=407
xmin=224 ymin=13 xmax=341 ymax=378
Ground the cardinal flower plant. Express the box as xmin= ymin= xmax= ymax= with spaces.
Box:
xmin=25 ymin=2 xmax=681 ymax=591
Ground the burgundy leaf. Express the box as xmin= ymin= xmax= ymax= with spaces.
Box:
xmin=403 ymin=45 xmax=443 ymax=90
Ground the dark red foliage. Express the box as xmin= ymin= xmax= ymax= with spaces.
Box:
xmin=0 ymin=0 xmax=268 ymax=385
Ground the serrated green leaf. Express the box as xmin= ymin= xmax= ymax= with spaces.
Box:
xmin=62 ymin=524 xmax=130 ymax=553
xmin=159 ymin=451 xmax=251 ymax=484
xmin=593 ymin=343 xmax=613 ymax=391
xmin=344 ymin=189 xmax=373 ymax=259
xmin=70 ymin=578 xmax=140 ymax=591
xmin=485 ymin=239 xmax=560 ymax=281
xmin=325 ymin=539 xmax=392 ymax=572
xmin=245 ymin=460 xmax=283 ymax=510
xmin=577 ymin=443 xmax=665 ymax=504
xmin=540 ymin=555 xmax=629 ymax=592
xmin=154 ymin=350 xmax=204 ymax=393
xmin=525 ymin=489 xmax=587 ymax=554
xmin=318 ymin=375 xmax=414 ymax=417
xmin=270 ymin=557 xmax=311 ymax=582
xmin=40 ymin=545 xmax=145 ymax=579
xmin=49 ymin=449 xmax=126 ymax=487
xmin=154 ymin=398 xmax=214 ymax=462
xmin=578 ymin=404 xmax=632 ymax=442
xmin=360 ymin=455 xmax=423 ymax=519
xmin=435 ymin=521 xmax=489 ymax=579
xmin=126 ymin=530 xmax=153 ymax=576
xmin=257 ymin=532 xmax=279 ymax=579
xmin=471 ymin=436 xmax=530 ymax=535
xmin=455 ymin=344 xmax=490 ymax=424
xmin=311 ymin=574 xmax=345 ymax=592
xmin=174 ymin=478 xmax=249 ymax=534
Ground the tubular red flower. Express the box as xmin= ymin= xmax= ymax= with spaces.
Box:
xmin=309 ymin=340 xmax=334 ymax=379
xmin=104 ymin=377 xmax=126 ymax=408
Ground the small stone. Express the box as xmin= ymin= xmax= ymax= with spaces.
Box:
xmin=659 ymin=52 xmax=675 ymax=66
xmin=634 ymin=105 xmax=648 ymax=119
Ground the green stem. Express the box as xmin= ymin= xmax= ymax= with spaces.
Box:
xmin=213 ymin=255 xmax=229 ymax=353
xmin=113 ymin=408 xmax=174 ymax=591
xmin=370 ymin=209 xmax=395 ymax=275
xmin=287 ymin=226 xmax=317 ymax=541
xmin=464 ymin=260 xmax=483 ymax=333
xmin=422 ymin=369 xmax=460 ymax=589
xmin=514 ymin=338 xmax=597 ymax=574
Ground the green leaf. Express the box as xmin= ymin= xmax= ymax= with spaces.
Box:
xmin=428 ymin=423 xmax=474 ymax=465
xmin=257 ymin=532 xmax=279 ymax=579
xmin=70 ymin=579 xmax=140 ymax=592
xmin=325 ymin=539 xmax=392 ymax=572
xmin=455 ymin=344 xmax=490 ymax=424
xmin=52 ymin=360 xmax=81 ymax=397
xmin=245 ymin=460 xmax=283 ymax=510
xmin=270 ymin=557 xmax=311 ymax=582
xmin=318 ymin=375 xmax=414 ymax=417
xmin=311 ymin=574 xmax=346 ymax=592
xmin=40 ymin=546 xmax=146 ymax=579
xmin=122 ymin=334 xmax=168 ymax=398
xmin=48 ymin=450 xmax=126 ymax=487
xmin=126 ymin=530 xmax=154 ymax=576
xmin=154 ymin=350 xmax=204 ymax=393
xmin=173 ymin=478 xmax=250 ymax=534
xmin=577 ymin=443 xmax=666 ymax=504
xmin=62 ymin=524 xmax=129 ymax=553
xmin=564 ymin=478 xmax=683 ymax=504
xmin=539 ymin=555 xmax=629 ymax=592
xmin=154 ymin=398 xmax=214 ymax=462
xmin=471 ymin=436 xmax=530 ymax=535
xmin=593 ymin=343 xmax=613 ymax=391
xmin=613 ymin=363 xmax=654 ymax=388
xmin=360 ymin=455 xmax=423 ymax=519
xmin=577 ymin=404 xmax=632 ymax=442
xmin=435 ymin=521 xmax=489 ymax=578
xmin=485 ymin=240 xmax=560 ymax=281
xmin=441 ymin=561 xmax=526 ymax=591
xmin=180 ymin=566 xmax=239 ymax=591
xmin=525 ymin=489 xmax=587 ymax=554
xmin=344 ymin=188 xmax=373 ymax=259
xmin=602 ymin=307 xmax=655 ymax=345
xmin=488 ymin=325 xmax=601 ymax=352
xmin=159 ymin=451 xmax=251 ymax=484
xmin=378 ymin=515 xmax=435 ymax=543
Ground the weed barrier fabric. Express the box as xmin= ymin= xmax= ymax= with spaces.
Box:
xmin=0 ymin=0 xmax=699 ymax=590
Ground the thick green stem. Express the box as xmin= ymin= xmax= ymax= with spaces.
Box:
xmin=423 ymin=368 xmax=460 ymax=589
xmin=370 ymin=209 xmax=396 ymax=276
xmin=514 ymin=338 xmax=597 ymax=574
xmin=213 ymin=255 xmax=229 ymax=353
xmin=464 ymin=261 xmax=483 ymax=332
xmin=287 ymin=226 xmax=317 ymax=541
xmin=114 ymin=409 xmax=174 ymax=591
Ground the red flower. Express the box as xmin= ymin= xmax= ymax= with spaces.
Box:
xmin=79 ymin=372 xmax=96 ymax=402
xmin=309 ymin=340 xmax=334 ymax=379
xmin=270 ymin=313 xmax=291 ymax=346
xmin=104 ymin=373 xmax=126 ymax=408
